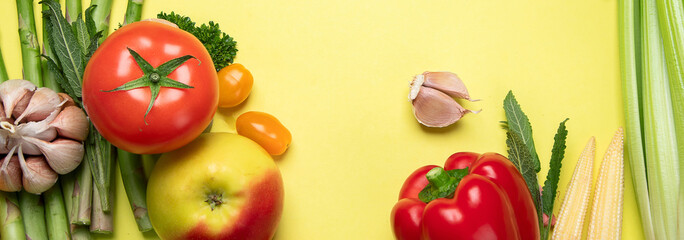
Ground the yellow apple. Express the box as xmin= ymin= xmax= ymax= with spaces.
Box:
xmin=147 ymin=133 xmax=283 ymax=240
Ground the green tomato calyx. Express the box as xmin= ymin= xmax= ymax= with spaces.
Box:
xmin=102 ymin=47 xmax=200 ymax=125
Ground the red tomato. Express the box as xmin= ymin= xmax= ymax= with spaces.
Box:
xmin=82 ymin=21 xmax=218 ymax=154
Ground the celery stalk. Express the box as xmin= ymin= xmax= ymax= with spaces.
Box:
xmin=620 ymin=0 xmax=656 ymax=239
xmin=640 ymin=0 xmax=680 ymax=239
xmin=654 ymin=1 xmax=684 ymax=237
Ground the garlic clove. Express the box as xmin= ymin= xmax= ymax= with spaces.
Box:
xmin=17 ymin=121 xmax=57 ymax=142
xmin=58 ymin=93 xmax=76 ymax=109
xmin=17 ymin=147 xmax=57 ymax=194
xmin=0 ymin=154 xmax=22 ymax=192
xmin=24 ymin=137 xmax=84 ymax=174
xmin=50 ymin=106 xmax=89 ymax=141
xmin=412 ymin=86 xmax=476 ymax=127
xmin=14 ymin=87 xmax=62 ymax=124
xmin=420 ymin=72 xmax=475 ymax=101
xmin=11 ymin=90 xmax=34 ymax=121
xmin=0 ymin=79 xmax=37 ymax=119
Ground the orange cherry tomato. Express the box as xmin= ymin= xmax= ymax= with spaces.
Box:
xmin=236 ymin=111 xmax=291 ymax=155
xmin=217 ymin=63 xmax=253 ymax=108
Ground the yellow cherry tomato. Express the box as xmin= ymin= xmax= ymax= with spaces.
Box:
xmin=217 ymin=63 xmax=253 ymax=107
xmin=236 ymin=111 xmax=291 ymax=155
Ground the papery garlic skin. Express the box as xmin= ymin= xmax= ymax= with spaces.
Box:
xmin=409 ymin=72 xmax=479 ymax=128
xmin=0 ymin=79 xmax=88 ymax=193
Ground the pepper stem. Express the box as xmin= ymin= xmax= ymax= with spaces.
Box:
xmin=426 ymin=167 xmax=449 ymax=188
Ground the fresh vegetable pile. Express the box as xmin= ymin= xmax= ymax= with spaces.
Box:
xmin=0 ymin=0 xmax=291 ymax=239
xmin=393 ymin=88 xmax=626 ymax=239
xmin=619 ymin=0 xmax=683 ymax=239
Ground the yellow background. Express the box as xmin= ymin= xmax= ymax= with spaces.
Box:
xmin=0 ymin=0 xmax=642 ymax=239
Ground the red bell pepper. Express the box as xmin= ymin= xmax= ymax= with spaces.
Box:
xmin=390 ymin=152 xmax=540 ymax=240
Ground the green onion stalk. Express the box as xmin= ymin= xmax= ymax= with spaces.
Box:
xmin=89 ymin=0 xmax=113 ymax=42
xmin=0 ymin=191 xmax=26 ymax=240
xmin=44 ymin=183 xmax=70 ymax=240
xmin=61 ymin=173 xmax=91 ymax=240
xmin=654 ymin=1 xmax=684 ymax=237
xmin=119 ymin=150 xmax=153 ymax=232
xmin=65 ymin=0 xmax=82 ymax=23
xmin=19 ymin=191 xmax=48 ymax=240
xmin=640 ymin=0 xmax=680 ymax=239
xmin=16 ymin=0 xmax=43 ymax=87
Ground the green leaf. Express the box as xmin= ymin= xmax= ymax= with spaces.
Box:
xmin=41 ymin=0 xmax=84 ymax=99
xmin=72 ymin=14 xmax=90 ymax=56
xmin=158 ymin=77 xmax=193 ymax=89
xmin=506 ymin=130 xmax=543 ymax=234
xmin=102 ymin=77 xmax=148 ymax=92
xmin=85 ymin=31 xmax=103 ymax=60
xmin=541 ymin=119 xmax=568 ymax=214
xmin=84 ymin=5 xmax=98 ymax=39
xmin=418 ymin=167 xmax=469 ymax=203
xmin=44 ymin=55 xmax=81 ymax=101
xmin=503 ymin=91 xmax=542 ymax=172
xmin=126 ymin=48 xmax=154 ymax=74
xmin=156 ymin=55 xmax=199 ymax=76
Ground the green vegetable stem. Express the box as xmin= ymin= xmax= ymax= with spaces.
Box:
xmin=61 ymin=173 xmax=91 ymax=240
xmin=65 ymin=0 xmax=82 ymax=23
xmin=44 ymin=183 xmax=70 ymax=240
xmin=89 ymin=0 xmax=113 ymax=42
xmin=19 ymin=190 xmax=48 ymax=240
xmin=90 ymin=186 xmax=112 ymax=234
xmin=0 ymin=191 xmax=26 ymax=240
xmin=124 ymin=0 xmax=144 ymax=25
xmin=118 ymin=150 xmax=154 ymax=232
xmin=74 ymin=161 xmax=93 ymax=225
xmin=16 ymin=0 xmax=43 ymax=87
xmin=0 ymin=45 xmax=8 ymax=82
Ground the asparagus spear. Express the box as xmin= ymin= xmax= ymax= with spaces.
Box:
xmin=19 ymin=191 xmax=48 ymax=240
xmin=0 ymin=191 xmax=26 ymax=240
xmin=16 ymin=0 xmax=43 ymax=87
xmin=119 ymin=150 xmax=153 ymax=232
xmin=61 ymin=173 xmax=91 ymax=240
xmin=89 ymin=0 xmax=113 ymax=42
xmin=124 ymin=0 xmax=144 ymax=25
xmin=44 ymin=183 xmax=70 ymax=240
xmin=0 ymin=46 xmax=8 ymax=82
xmin=65 ymin=0 xmax=82 ymax=23
xmin=90 ymin=186 xmax=112 ymax=234
xmin=142 ymin=154 xmax=160 ymax=180
xmin=73 ymin=160 xmax=92 ymax=225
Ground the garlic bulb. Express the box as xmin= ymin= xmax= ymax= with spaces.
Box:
xmin=409 ymin=72 xmax=480 ymax=127
xmin=0 ymin=79 xmax=89 ymax=193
